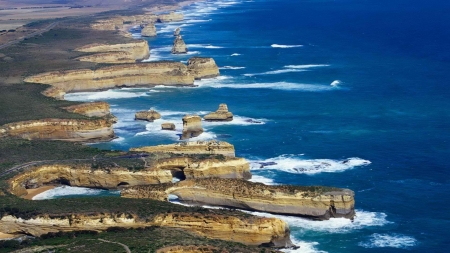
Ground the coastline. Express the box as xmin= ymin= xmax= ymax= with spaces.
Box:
xmin=23 ymin=185 xmax=56 ymax=200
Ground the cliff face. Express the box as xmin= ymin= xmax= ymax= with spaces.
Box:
xmin=75 ymin=51 xmax=136 ymax=64
xmin=63 ymin=102 xmax=111 ymax=117
xmin=90 ymin=18 xmax=123 ymax=31
xmin=75 ymin=41 xmax=150 ymax=61
xmin=131 ymin=140 xmax=236 ymax=157
xmin=0 ymin=119 xmax=114 ymax=142
xmin=25 ymin=62 xmax=195 ymax=98
xmin=187 ymin=57 xmax=220 ymax=79
xmin=181 ymin=115 xmax=203 ymax=140
xmin=158 ymin=12 xmax=184 ymax=22
xmin=203 ymin=104 xmax=233 ymax=121
xmin=172 ymin=35 xmax=188 ymax=54
xmin=156 ymin=246 xmax=222 ymax=253
xmin=141 ymin=24 xmax=157 ymax=37
xmin=122 ymin=178 xmax=355 ymax=220
xmin=9 ymin=164 xmax=172 ymax=197
xmin=0 ymin=212 xmax=292 ymax=247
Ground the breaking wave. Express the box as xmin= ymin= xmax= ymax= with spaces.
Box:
xmin=64 ymin=89 xmax=149 ymax=101
xmin=271 ymin=44 xmax=303 ymax=48
xmin=32 ymin=186 xmax=120 ymax=200
xmin=358 ymin=234 xmax=417 ymax=249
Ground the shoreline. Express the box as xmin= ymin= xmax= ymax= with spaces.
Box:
xmin=23 ymin=185 xmax=56 ymax=200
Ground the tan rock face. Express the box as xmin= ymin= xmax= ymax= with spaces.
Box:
xmin=141 ymin=23 xmax=157 ymax=37
xmin=63 ymin=102 xmax=111 ymax=117
xmin=187 ymin=57 xmax=220 ymax=79
xmin=181 ymin=115 xmax=203 ymax=140
xmin=123 ymin=178 xmax=355 ymax=220
xmin=75 ymin=41 xmax=150 ymax=60
xmin=161 ymin=122 xmax=176 ymax=130
xmin=135 ymin=110 xmax=161 ymax=122
xmin=25 ymin=62 xmax=195 ymax=98
xmin=172 ymin=35 xmax=188 ymax=54
xmin=0 ymin=212 xmax=292 ymax=247
xmin=174 ymin=27 xmax=181 ymax=36
xmin=158 ymin=12 xmax=184 ymax=22
xmin=131 ymin=140 xmax=236 ymax=157
xmin=90 ymin=18 xmax=123 ymax=31
xmin=156 ymin=245 xmax=222 ymax=253
xmin=204 ymin=104 xmax=233 ymax=121
xmin=0 ymin=119 xmax=114 ymax=142
xmin=75 ymin=51 xmax=136 ymax=64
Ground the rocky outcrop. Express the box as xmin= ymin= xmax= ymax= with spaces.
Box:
xmin=8 ymin=164 xmax=172 ymax=197
xmin=161 ymin=122 xmax=176 ymax=130
xmin=156 ymin=246 xmax=221 ymax=253
xmin=172 ymin=35 xmax=188 ymax=54
xmin=0 ymin=119 xmax=114 ymax=142
xmin=90 ymin=18 xmax=124 ymax=30
xmin=24 ymin=62 xmax=195 ymax=98
xmin=63 ymin=102 xmax=111 ymax=117
xmin=158 ymin=12 xmax=184 ymax=22
xmin=141 ymin=23 xmax=157 ymax=37
xmin=181 ymin=115 xmax=203 ymax=140
xmin=204 ymin=104 xmax=233 ymax=121
xmin=122 ymin=178 xmax=355 ymax=220
xmin=131 ymin=141 xmax=235 ymax=157
xmin=135 ymin=109 xmax=161 ymax=122
xmin=174 ymin=27 xmax=181 ymax=36
xmin=187 ymin=57 xmax=220 ymax=79
xmin=75 ymin=52 xmax=136 ymax=64
xmin=75 ymin=41 xmax=150 ymax=61
xmin=0 ymin=212 xmax=292 ymax=247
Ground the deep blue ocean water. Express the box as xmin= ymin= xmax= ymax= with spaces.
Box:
xmin=62 ymin=0 xmax=450 ymax=251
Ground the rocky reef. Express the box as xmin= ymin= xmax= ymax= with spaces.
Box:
xmin=187 ymin=57 xmax=220 ymax=79
xmin=172 ymin=35 xmax=188 ymax=54
xmin=75 ymin=40 xmax=150 ymax=61
xmin=75 ymin=51 xmax=136 ymax=64
xmin=63 ymin=102 xmax=111 ymax=117
xmin=158 ymin=12 xmax=184 ymax=22
xmin=0 ymin=118 xmax=114 ymax=142
xmin=161 ymin=122 xmax=176 ymax=130
xmin=204 ymin=104 xmax=233 ymax=121
xmin=24 ymin=62 xmax=195 ymax=98
xmin=181 ymin=115 xmax=203 ymax=140
xmin=141 ymin=23 xmax=157 ymax=37
xmin=122 ymin=178 xmax=355 ymax=220
xmin=131 ymin=140 xmax=236 ymax=157
xmin=135 ymin=109 xmax=161 ymax=122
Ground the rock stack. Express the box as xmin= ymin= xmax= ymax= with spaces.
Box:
xmin=187 ymin=57 xmax=220 ymax=79
xmin=172 ymin=35 xmax=188 ymax=54
xmin=204 ymin=104 xmax=233 ymax=121
xmin=141 ymin=23 xmax=157 ymax=37
xmin=174 ymin=27 xmax=181 ymax=36
xmin=135 ymin=109 xmax=161 ymax=122
xmin=161 ymin=122 xmax=175 ymax=130
xmin=181 ymin=115 xmax=203 ymax=140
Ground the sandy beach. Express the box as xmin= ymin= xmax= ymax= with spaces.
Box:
xmin=0 ymin=232 xmax=16 ymax=240
xmin=23 ymin=185 xmax=55 ymax=200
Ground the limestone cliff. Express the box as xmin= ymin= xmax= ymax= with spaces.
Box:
xmin=131 ymin=140 xmax=235 ymax=157
xmin=8 ymin=163 xmax=172 ymax=197
xmin=158 ymin=12 xmax=184 ymax=22
xmin=75 ymin=51 xmax=136 ymax=64
xmin=24 ymin=62 xmax=195 ymax=98
xmin=135 ymin=109 xmax=161 ymax=122
xmin=172 ymin=35 xmax=188 ymax=54
xmin=63 ymin=102 xmax=111 ymax=117
xmin=141 ymin=24 xmax=157 ymax=37
xmin=75 ymin=41 xmax=150 ymax=60
xmin=204 ymin=104 xmax=233 ymax=121
xmin=0 ymin=118 xmax=114 ymax=142
xmin=0 ymin=212 xmax=292 ymax=247
xmin=90 ymin=18 xmax=123 ymax=31
xmin=187 ymin=57 xmax=220 ymax=79
xmin=122 ymin=178 xmax=355 ymax=220
xmin=181 ymin=115 xmax=203 ymax=140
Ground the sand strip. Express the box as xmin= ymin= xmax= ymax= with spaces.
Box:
xmin=0 ymin=232 xmax=16 ymax=240
xmin=23 ymin=185 xmax=56 ymax=200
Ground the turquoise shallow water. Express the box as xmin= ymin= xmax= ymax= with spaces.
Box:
xmin=63 ymin=0 xmax=450 ymax=251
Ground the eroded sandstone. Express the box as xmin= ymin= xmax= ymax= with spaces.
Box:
xmin=75 ymin=41 xmax=150 ymax=60
xmin=204 ymin=104 xmax=233 ymax=121
xmin=187 ymin=57 xmax=220 ymax=79
xmin=141 ymin=23 xmax=157 ymax=37
xmin=130 ymin=140 xmax=235 ymax=157
xmin=181 ymin=115 xmax=203 ymax=140
xmin=158 ymin=12 xmax=184 ymax=22
xmin=75 ymin=51 xmax=136 ymax=64
xmin=135 ymin=109 xmax=161 ymax=122
xmin=63 ymin=102 xmax=111 ymax=117
xmin=172 ymin=35 xmax=188 ymax=54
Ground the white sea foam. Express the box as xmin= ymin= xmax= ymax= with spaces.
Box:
xmin=189 ymin=44 xmax=224 ymax=49
xmin=231 ymin=53 xmax=241 ymax=56
xmin=281 ymin=239 xmax=327 ymax=253
xmin=271 ymin=44 xmax=303 ymax=48
xmin=219 ymin=66 xmax=246 ymax=70
xmin=330 ymin=80 xmax=341 ymax=86
xmin=244 ymin=65 xmax=328 ymax=76
xmin=249 ymin=175 xmax=277 ymax=185
xmin=358 ymin=234 xmax=417 ymax=249
xmin=32 ymin=186 xmax=118 ymax=200
xmin=250 ymin=155 xmax=371 ymax=174
xmin=64 ymin=89 xmax=149 ymax=101
xmin=197 ymin=81 xmax=339 ymax=92
xmin=285 ymin=64 xmax=330 ymax=69
xmin=203 ymin=115 xmax=266 ymax=126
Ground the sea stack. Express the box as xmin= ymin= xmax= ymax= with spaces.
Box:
xmin=161 ymin=122 xmax=176 ymax=130
xmin=172 ymin=35 xmax=188 ymax=54
xmin=204 ymin=104 xmax=233 ymax=121
xmin=141 ymin=23 xmax=157 ymax=37
xmin=174 ymin=27 xmax=181 ymax=36
xmin=181 ymin=115 xmax=203 ymax=140
xmin=187 ymin=57 xmax=220 ymax=79
xmin=135 ymin=109 xmax=161 ymax=122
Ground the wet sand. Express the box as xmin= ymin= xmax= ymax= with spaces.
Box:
xmin=23 ymin=185 xmax=56 ymax=200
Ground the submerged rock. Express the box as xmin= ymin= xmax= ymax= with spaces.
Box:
xmin=135 ymin=109 xmax=161 ymax=122
xmin=181 ymin=115 xmax=203 ymax=140
xmin=187 ymin=57 xmax=220 ymax=79
xmin=141 ymin=23 xmax=157 ymax=37
xmin=204 ymin=104 xmax=233 ymax=121
xmin=171 ymin=35 xmax=188 ymax=54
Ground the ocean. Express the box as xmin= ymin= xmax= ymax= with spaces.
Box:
xmin=61 ymin=0 xmax=450 ymax=251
